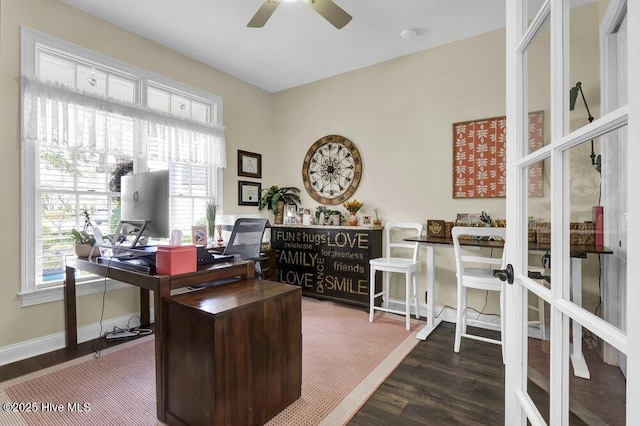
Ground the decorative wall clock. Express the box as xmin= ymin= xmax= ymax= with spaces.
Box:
xmin=302 ymin=135 xmax=362 ymax=205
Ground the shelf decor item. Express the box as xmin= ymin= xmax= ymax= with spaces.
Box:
xmin=343 ymin=199 xmax=363 ymax=226
xmin=373 ymin=208 xmax=382 ymax=226
xmin=427 ymin=220 xmax=446 ymax=237
xmin=258 ymin=185 xmax=301 ymax=224
xmin=191 ymin=225 xmax=207 ymax=245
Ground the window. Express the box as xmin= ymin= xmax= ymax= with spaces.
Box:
xmin=20 ymin=28 xmax=226 ymax=304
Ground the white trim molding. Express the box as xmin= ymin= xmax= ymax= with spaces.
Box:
xmin=0 ymin=311 xmax=154 ymax=366
xmin=18 ymin=278 xmax=134 ymax=307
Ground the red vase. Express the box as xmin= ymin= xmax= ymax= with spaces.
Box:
xmin=348 ymin=212 xmax=358 ymax=226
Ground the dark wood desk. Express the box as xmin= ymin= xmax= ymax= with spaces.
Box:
xmin=63 ymin=256 xmax=256 ymax=422
xmin=405 ymin=237 xmax=613 ymax=340
xmin=404 ymin=235 xmax=612 ymax=379
xmin=163 ymin=279 xmax=301 ymax=425
xmin=405 ymin=235 xmax=613 ymax=257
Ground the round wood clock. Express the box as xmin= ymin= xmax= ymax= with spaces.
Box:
xmin=302 ymin=135 xmax=362 ymax=205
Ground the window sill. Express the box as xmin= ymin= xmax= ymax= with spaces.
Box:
xmin=19 ymin=278 xmax=133 ymax=307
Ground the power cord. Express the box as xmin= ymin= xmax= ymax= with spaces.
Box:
xmin=93 ymin=235 xmax=131 ymax=358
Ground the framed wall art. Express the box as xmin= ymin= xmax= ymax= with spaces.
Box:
xmin=238 ymin=180 xmax=261 ymax=206
xmin=238 ymin=150 xmax=262 ymax=178
xmin=452 ymin=111 xmax=544 ymax=198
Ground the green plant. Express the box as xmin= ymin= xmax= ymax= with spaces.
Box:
xmin=258 ymin=186 xmax=301 ymax=215
xmin=70 ymin=228 xmax=96 ymax=246
xmin=206 ymin=199 xmax=218 ymax=239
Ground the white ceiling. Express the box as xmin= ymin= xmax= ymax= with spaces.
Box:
xmin=58 ymin=0 xmax=514 ymax=93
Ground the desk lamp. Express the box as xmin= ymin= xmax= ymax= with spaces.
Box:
xmin=570 ymin=81 xmax=601 ymax=173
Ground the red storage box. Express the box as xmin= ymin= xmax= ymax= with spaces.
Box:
xmin=156 ymin=245 xmax=197 ymax=275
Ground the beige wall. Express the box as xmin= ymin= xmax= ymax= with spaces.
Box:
xmin=0 ymin=0 xmax=601 ymax=351
xmin=0 ymin=0 xmax=273 ymax=347
xmin=270 ymin=29 xmax=510 ymax=311
xmin=270 ymin=3 xmax=602 ymax=313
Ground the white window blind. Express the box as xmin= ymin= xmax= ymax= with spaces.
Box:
xmin=21 ymin=28 xmax=226 ymax=296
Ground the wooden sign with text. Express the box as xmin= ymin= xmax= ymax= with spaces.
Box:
xmin=271 ymin=226 xmax=382 ymax=306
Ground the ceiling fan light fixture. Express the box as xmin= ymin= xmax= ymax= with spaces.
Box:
xmin=400 ymin=28 xmax=419 ymax=40
xmin=248 ymin=0 xmax=352 ymax=29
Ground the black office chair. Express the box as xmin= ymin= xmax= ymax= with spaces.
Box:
xmin=187 ymin=218 xmax=269 ymax=290
xmin=222 ymin=218 xmax=269 ymax=279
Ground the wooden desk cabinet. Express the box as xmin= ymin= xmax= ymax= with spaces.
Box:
xmin=163 ymin=279 xmax=302 ymax=426
xmin=64 ymin=257 xmax=256 ymax=422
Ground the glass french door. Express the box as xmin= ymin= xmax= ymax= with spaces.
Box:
xmin=504 ymin=0 xmax=638 ymax=424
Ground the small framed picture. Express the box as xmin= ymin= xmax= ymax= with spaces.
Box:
xmin=238 ymin=150 xmax=262 ymax=178
xmin=362 ymin=215 xmax=372 ymax=225
xmin=238 ymin=180 xmax=261 ymax=206
xmin=191 ymin=225 xmax=207 ymax=245
xmin=286 ymin=205 xmax=297 ymax=217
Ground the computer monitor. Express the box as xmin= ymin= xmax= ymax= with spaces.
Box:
xmin=119 ymin=170 xmax=170 ymax=247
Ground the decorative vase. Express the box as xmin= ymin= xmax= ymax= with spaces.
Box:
xmin=74 ymin=243 xmax=93 ymax=258
xmin=275 ymin=200 xmax=285 ymax=225
xmin=348 ymin=212 xmax=358 ymax=226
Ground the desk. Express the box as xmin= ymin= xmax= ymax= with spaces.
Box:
xmin=405 ymin=236 xmax=612 ymax=379
xmin=63 ymin=256 xmax=256 ymax=422
xmin=163 ymin=279 xmax=301 ymax=425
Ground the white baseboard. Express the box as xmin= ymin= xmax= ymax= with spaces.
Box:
xmin=0 ymin=311 xmax=153 ymax=367
xmin=385 ymin=298 xmax=548 ymax=338
xmin=385 ymin=298 xmax=500 ymax=330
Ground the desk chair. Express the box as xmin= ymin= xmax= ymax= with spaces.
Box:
xmin=452 ymin=226 xmax=506 ymax=360
xmin=186 ymin=218 xmax=269 ymax=291
xmin=369 ymin=222 xmax=423 ymax=331
xmin=222 ymin=218 xmax=269 ymax=278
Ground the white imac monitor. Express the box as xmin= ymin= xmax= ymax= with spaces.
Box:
xmin=119 ymin=170 xmax=170 ymax=246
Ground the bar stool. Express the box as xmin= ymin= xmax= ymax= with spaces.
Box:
xmin=452 ymin=226 xmax=506 ymax=360
xmin=369 ymin=222 xmax=423 ymax=330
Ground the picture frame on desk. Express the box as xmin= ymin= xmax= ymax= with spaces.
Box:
xmin=238 ymin=150 xmax=262 ymax=178
xmin=238 ymin=180 xmax=261 ymax=206
xmin=191 ymin=225 xmax=207 ymax=245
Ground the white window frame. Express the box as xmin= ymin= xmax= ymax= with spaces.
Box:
xmin=19 ymin=27 xmax=224 ymax=306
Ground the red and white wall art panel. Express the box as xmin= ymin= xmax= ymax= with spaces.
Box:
xmin=453 ymin=111 xmax=544 ymax=198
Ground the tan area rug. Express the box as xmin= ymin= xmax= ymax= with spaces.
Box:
xmin=0 ymin=297 xmax=420 ymax=425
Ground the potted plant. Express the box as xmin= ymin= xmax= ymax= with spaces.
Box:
xmin=206 ymin=199 xmax=218 ymax=243
xmin=71 ymin=228 xmax=96 ymax=258
xmin=258 ymin=186 xmax=301 ymax=224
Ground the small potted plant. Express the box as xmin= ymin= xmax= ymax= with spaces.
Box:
xmin=71 ymin=228 xmax=96 ymax=258
xmin=258 ymin=186 xmax=301 ymax=224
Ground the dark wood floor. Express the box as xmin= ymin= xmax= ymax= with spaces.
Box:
xmin=0 ymin=321 xmax=505 ymax=425
xmin=0 ymin=320 xmax=618 ymax=425
xmin=350 ymin=321 xmax=505 ymax=426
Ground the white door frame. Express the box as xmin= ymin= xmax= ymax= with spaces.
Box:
xmin=504 ymin=0 xmax=638 ymax=424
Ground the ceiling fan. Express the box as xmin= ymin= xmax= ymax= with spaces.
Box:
xmin=248 ymin=0 xmax=352 ymax=29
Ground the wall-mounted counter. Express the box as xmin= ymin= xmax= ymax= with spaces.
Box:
xmin=270 ymin=224 xmax=383 ymax=307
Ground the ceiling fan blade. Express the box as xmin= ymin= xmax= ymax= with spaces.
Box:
xmin=247 ymin=0 xmax=280 ymax=28
xmin=306 ymin=0 xmax=352 ymax=29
